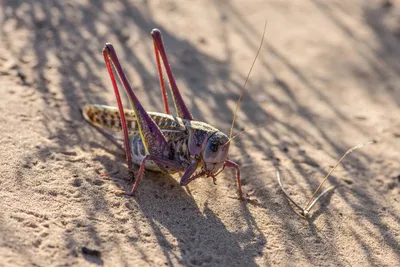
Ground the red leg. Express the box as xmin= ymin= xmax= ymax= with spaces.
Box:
xmin=153 ymin=39 xmax=170 ymax=115
xmin=103 ymin=51 xmax=132 ymax=170
xmin=103 ymin=44 xmax=169 ymax=157
xmin=151 ymin=29 xmax=193 ymax=120
xmin=225 ymin=160 xmax=244 ymax=200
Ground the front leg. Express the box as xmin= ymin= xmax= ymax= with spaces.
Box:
xmin=225 ymin=160 xmax=244 ymax=200
xmin=178 ymin=160 xmax=246 ymax=201
xmin=179 ymin=162 xmax=201 ymax=186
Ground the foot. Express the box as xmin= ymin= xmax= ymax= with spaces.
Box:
xmin=127 ymin=185 xmax=137 ymax=197
xmin=234 ymin=193 xmax=258 ymax=203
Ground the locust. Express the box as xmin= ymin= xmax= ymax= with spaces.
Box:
xmin=82 ymin=27 xmax=266 ymax=200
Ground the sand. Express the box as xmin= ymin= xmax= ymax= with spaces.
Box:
xmin=0 ymin=0 xmax=399 ymax=266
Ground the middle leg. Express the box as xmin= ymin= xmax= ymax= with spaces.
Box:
xmin=132 ymin=155 xmax=183 ymax=194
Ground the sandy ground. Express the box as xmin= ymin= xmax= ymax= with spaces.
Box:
xmin=1 ymin=0 xmax=400 ymax=266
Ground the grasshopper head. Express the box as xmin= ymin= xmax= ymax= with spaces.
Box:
xmin=202 ymin=131 xmax=230 ymax=175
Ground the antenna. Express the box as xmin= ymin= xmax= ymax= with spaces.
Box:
xmin=221 ymin=123 xmax=265 ymax=148
xmin=229 ymin=21 xmax=267 ymax=140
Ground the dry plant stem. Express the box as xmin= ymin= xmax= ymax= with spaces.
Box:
xmin=302 ymin=142 xmax=373 ymax=211
xmin=278 ymin=142 xmax=373 ymax=217
xmin=277 ymin=171 xmax=304 ymax=212
xmin=304 ymin=186 xmax=336 ymax=215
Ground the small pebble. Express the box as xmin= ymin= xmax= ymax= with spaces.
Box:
xmin=81 ymin=246 xmax=101 ymax=257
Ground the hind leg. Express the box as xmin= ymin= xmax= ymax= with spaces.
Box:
xmin=151 ymin=29 xmax=193 ymax=120
xmin=103 ymin=43 xmax=187 ymax=193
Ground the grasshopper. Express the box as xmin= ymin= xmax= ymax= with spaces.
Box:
xmin=82 ymin=27 xmax=266 ymax=200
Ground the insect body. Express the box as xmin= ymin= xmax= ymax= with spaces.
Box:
xmin=83 ymin=104 xmax=231 ymax=181
xmin=82 ymin=29 xmax=245 ymax=199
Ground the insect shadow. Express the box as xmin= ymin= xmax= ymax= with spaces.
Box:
xmin=96 ymin=149 xmax=266 ymax=266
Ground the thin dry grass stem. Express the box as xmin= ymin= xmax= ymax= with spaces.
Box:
xmin=278 ymin=141 xmax=374 ymax=218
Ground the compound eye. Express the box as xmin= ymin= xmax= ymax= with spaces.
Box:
xmin=209 ymin=142 xmax=218 ymax=152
